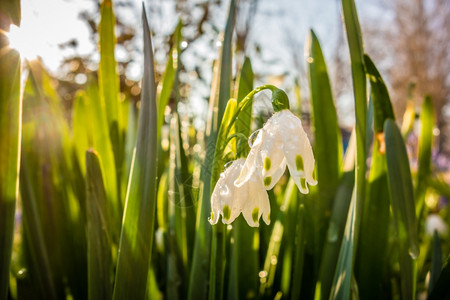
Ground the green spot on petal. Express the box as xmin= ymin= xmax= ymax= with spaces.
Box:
xmin=252 ymin=207 xmax=259 ymax=223
xmin=296 ymin=155 xmax=304 ymax=172
xmin=264 ymin=176 xmax=272 ymax=187
xmin=264 ymin=157 xmax=271 ymax=171
xmin=268 ymin=213 xmax=271 ymax=222
xmin=300 ymin=178 xmax=307 ymax=190
xmin=223 ymin=205 xmax=231 ymax=220
xmin=210 ymin=211 xmax=214 ymax=220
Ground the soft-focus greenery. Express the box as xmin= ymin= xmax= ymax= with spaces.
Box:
xmin=1 ymin=0 xmax=449 ymax=299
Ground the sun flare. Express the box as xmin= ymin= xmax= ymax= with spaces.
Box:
xmin=6 ymin=25 xmax=39 ymax=60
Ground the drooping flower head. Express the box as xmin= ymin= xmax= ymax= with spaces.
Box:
xmin=209 ymin=158 xmax=270 ymax=227
xmin=235 ymin=90 xmax=317 ymax=194
xmin=209 ymin=86 xmax=316 ymax=227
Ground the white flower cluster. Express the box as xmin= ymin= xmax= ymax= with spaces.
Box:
xmin=209 ymin=109 xmax=317 ymax=227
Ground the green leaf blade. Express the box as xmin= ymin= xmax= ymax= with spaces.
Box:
xmin=0 ymin=48 xmax=22 ymax=299
xmin=385 ymin=119 xmax=419 ymax=300
xmin=112 ymin=6 xmax=158 ymax=299
xmin=86 ymin=150 xmax=113 ymax=300
xmin=355 ymin=54 xmax=394 ymax=299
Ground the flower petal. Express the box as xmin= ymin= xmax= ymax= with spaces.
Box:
xmin=234 ymin=130 xmax=264 ymax=187
xmin=240 ymin=175 xmax=269 ymax=227
xmin=209 ymin=158 xmax=246 ymax=225
xmin=258 ymin=128 xmax=286 ymax=190
xmin=276 ymin=110 xmax=317 ymax=192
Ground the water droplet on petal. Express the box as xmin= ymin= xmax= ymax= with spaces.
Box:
xmin=224 ymin=161 xmax=233 ymax=169
xmin=219 ymin=184 xmax=230 ymax=196
xmin=248 ymin=129 xmax=261 ymax=148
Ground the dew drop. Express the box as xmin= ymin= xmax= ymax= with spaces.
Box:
xmin=224 ymin=161 xmax=233 ymax=169
xmin=248 ymin=129 xmax=261 ymax=148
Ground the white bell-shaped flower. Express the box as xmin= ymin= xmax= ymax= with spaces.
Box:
xmin=235 ymin=109 xmax=317 ymax=194
xmin=209 ymin=158 xmax=270 ymax=227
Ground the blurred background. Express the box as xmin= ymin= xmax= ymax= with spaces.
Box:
xmin=6 ymin=0 xmax=450 ymax=165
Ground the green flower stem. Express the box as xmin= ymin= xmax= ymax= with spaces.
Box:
xmin=214 ymin=85 xmax=289 ymax=161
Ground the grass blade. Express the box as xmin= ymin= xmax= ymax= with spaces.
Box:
xmin=98 ymin=0 xmax=121 ymax=132
xmin=188 ymin=0 xmax=235 ymax=298
xmin=209 ymin=99 xmax=237 ymax=300
xmin=355 ymin=54 xmax=394 ymax=299
xmin=230 ymin=57 xmax=258 ymax=300
xmin=235 ymin=57 xmax=254 ymax=156
xmin=86 ymin=150 xmax=113 ymax=300
xmin=98 ymin=0 xmax=123 ymax=225
xmin=112 ymin=6 xmax=158 ymax=299
xmin=86 ymin=78 xmax=120 ymax=241
xmin=416 ymin=96 xmax=434 ymax=219
xmin=385 ymin=119 xmax=419 ymax=300
xmin=330 ymin=0 xmax=367 ymax=297
xmin=307 ymin=30 xmax=342 ymax=202
xmin=0 ymin=48 xmax=22 ymax=299
xmin=306 ymin=31 xmax=343 ymax=284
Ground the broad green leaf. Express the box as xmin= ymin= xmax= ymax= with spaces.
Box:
xmin=355 ymin=54 xmax=394 ymax=299
xmin=416 ymin=96 xmax=434 ymax=220
xmin=211 ymin=99 xmax=237 ymax=187
xmin=0 ymin=48 xmax=21 ymax=299
xmin=290 ymin=201 xmax=306 ymax=300
xmin=19 ymin=155 xmax=57 ymax=300
xmin=364 ymin=55 xmax=395 ymax=132
xmin=385 ymin=119 xmax=419 ymax=300
xmin=307 ymin=29 xmax=342 ymax=192
xmin=209 ymin=99 xmax=237 ymax=300
xmin=21 ymin=60 xmax=87 ymax=299
xmin=112 ymin=6 xmax=158 ymax=299
xmin=98 ymin=0 xmax=120 ymax=131
xmin=417 ymin=96 xmax=433 ymax=182
xmin=156 ymin=21 xmax=181 ymax=181
xmin=167 ymin=113 xmax=196 ymax=295
xmin=334 ymin=0 xmax=367 ymax=297
xmin=86 ymin=150 xmax=113 ymax=300
xmin=71 ymin=91 xmax=91 ymax=176
xmin=188 ymin=0 xmax=235 ymax=298
xmin=98 ymin=0 xmax=123 ymax=211
xmin=306 ymin=31 xmax=342 ymax=277
xmin=235 ymin=57 xmax=254 ymax=156
xmin=157 ymin=21 xmax=182 ymax=134
xmin=86 ymin=79 xmax=120 ymax=241
xmin=229 ymin=58 xmax=257 ymax=300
